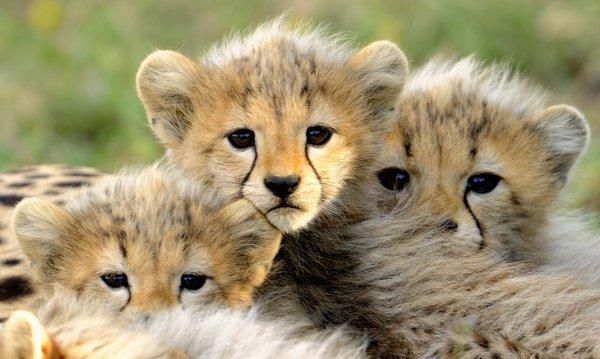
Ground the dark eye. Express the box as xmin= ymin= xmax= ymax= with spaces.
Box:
xmin=180 ymin=274 xmax=206 ymax=291
xmin=101 ymin=272 xmax=128 ymax=289
xmin=306 ymin=125 xmax=333 ymax=146
xmin=227 ymin=129 xmax=255 ymax=149
xmin=377 ymin=167 xmax=410 ymax=191
xmin=467 ymin=173 xmax=501 ymax=194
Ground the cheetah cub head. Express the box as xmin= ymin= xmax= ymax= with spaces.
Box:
xmin=135 ymin=21 xmax=408 ymax=232
xmin=370 ymin=58 xmax=589 ymax=260
xmin=12 ymin=165 xmax=281 ymax=317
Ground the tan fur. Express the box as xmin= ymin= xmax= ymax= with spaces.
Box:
xmin=0 ymin=165 xmax=103 ymax=320
xmin=344 ymin=210 xmax=600 ymax=357
xmin=368 ymin=57 xmax=589 ymax=262
xmin=136 ymin=19 xmax=408 ymax=232
xmin=11 ymin=163 xmax=281 ymax=317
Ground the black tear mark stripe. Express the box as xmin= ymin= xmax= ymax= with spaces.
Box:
xmin=462 ymin=189 xmax=485 ymax=249
xmin=239 ymin=147 xmax=258 ymax=198
xmin=119 ymin=288 xmax=132 ymax=312
xmin=0 ymin=276 xmax=34 ymax=301
xmin=304 ymin=145 xmax=324 ymax=204
xmin=0 ymin=194 xmax=25 ymax=207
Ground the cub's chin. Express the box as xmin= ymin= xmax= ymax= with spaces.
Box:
xmin=266 ymin=206 xmax=315 ymax=233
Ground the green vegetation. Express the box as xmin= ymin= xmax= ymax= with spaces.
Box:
xmin=1 ymin=0 xmax=599 ymax=211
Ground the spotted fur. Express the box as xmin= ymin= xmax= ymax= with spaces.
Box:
xmin=0 ymin=165 xmax=103 ymax=321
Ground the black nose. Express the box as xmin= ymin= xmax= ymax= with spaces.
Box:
xmin=264 ymin=176 xmax=300 ymax=198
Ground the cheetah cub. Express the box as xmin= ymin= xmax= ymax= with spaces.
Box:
xmin=11 ymin=164 xmax=281 ymax=313
xmin=369 ymin=57 xmax=589 ymax=264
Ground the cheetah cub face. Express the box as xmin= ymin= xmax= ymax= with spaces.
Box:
xmin=12 ymin=166 xmax=281 ymax=318
xmin=370 ymin=58 xmax=589 ymax=260
xmin=135 ymin=22 xmax=408 ymax=232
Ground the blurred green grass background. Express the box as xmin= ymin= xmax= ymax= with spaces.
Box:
xmin=1 ymin=0 xmax=599 ymax=212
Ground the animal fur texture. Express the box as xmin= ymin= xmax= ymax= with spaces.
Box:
xmin=0 ymin=165 xmax=104 ymax=320
xmin=370 ymin=56 xmax=590 ymax=263
xmin=12 ymin=163 xmax=282 ymax=312
xmin=0 ymin=19 xmax=409 ymax=320
xmin=347 ymin=211 xmax=600 ymax=358
xmin=1 ymin=293 xmax=366 ymax=359
xmin=136 ymin=18 xmax=408 ymax=232
xmin=257 ymin=57 xmax=600 ymax=357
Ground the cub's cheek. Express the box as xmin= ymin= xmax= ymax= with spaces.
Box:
xmin=85 ymin=284 xmax=130 ymax=312
xmin=179 ymin=281 xmax=220 ymax=309
xmin=306 ymin=140 xmax=355 ymax=193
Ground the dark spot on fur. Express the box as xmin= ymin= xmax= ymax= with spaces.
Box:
xmin=309 ymin=58 xmax=317 ymax=75
xmin=300 ymin=82 xmax=309 ymax=96
xmin=510 ymin=193 xmax=521 ymax=206
xmin=54 ymin=200 xmax=65 ymax=206
xmin=43 ymin=190 xmax=61 ymax=196
xmin=8 ymin=181 xmax=32 ymax=188
xmin=473 ymin=333 xmax=489 ymax=349
xmin=118 ymin=231 xmax=127 ymax=240
xmin=469 ymin=122 xmax=485 ymax=142
xmin=3 ymin=258 xmax=21 ymax=266
xmin=534 ymin=324 xmax=547 ymax=335
xmin=63 ymin=171 xmax=99 ymax=178
xmin=404 ymin=136 xmax=412 ymax=157
xmin=120 ymin=242 xmax=127 ymax=258
xmin=114 ymin=216 xmax=126 ymax=224
xmin=54 ymin=181 xmax=90 ymax=188
xmin=0 ymin=317 xmax=5 ymax=323
xmin=0 ymin=236 xmax=5 ymax=244
xmin=0 ymin=194 xmax=25 ymax=207
xmin=0 ymin=276 xmax=33 ymax=301
xmin=241 ymin=84 xmax=252 ymax=110
xmin=151 ymin=117 xmax=157 ymax=125
xmin=441 ymin=219 xmax=458 ymax=231
xmin=25 ymin=173 xmax=50 ymax=179
xmin=470 ymin=147 xmax=478 ymax=157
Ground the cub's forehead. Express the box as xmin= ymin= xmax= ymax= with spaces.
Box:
xmin=62 ymin=168 xmax=208 ymax=245
xmin=202 ymin=21 xmax=350 ymax=72
xmin=200 ymin=23 xmax=354 ymax=102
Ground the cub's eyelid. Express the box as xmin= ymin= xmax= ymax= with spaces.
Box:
xmin=310 ymin=123 xmax=337 ymax=133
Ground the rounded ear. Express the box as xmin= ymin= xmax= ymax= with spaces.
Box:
xmin=535 ymin=104 xmax=590 ymax=186
xmin=3 ymin=310 xmax=59 ymax=359
xmin=348 ymin=40 xmax=408 ymax=122
xmin=136 ymin=50 xmax=203 ymax=148
xmin=12 ymin=198 xmax=70 ymax=267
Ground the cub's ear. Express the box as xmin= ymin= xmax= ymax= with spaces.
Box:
xmin=535 ymin=104 xmax=590 ymax=186
xmin=12 ymin=198 xmax=70 ymax=266
xmin=348 ymin=40 xmax=408 ymax=121
xmin=136 ymin=50 xmax=203 ymax=148
xmin=3 ymin=310 xmax=59 ymax=359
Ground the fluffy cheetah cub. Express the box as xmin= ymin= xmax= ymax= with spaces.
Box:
xmin=12 ymin=164 xmax=281 ymax=313
xmin=137 ymin=19 xmax=408 ymax=232
xmin=369 ymin=57 xmax=589 ymax=263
